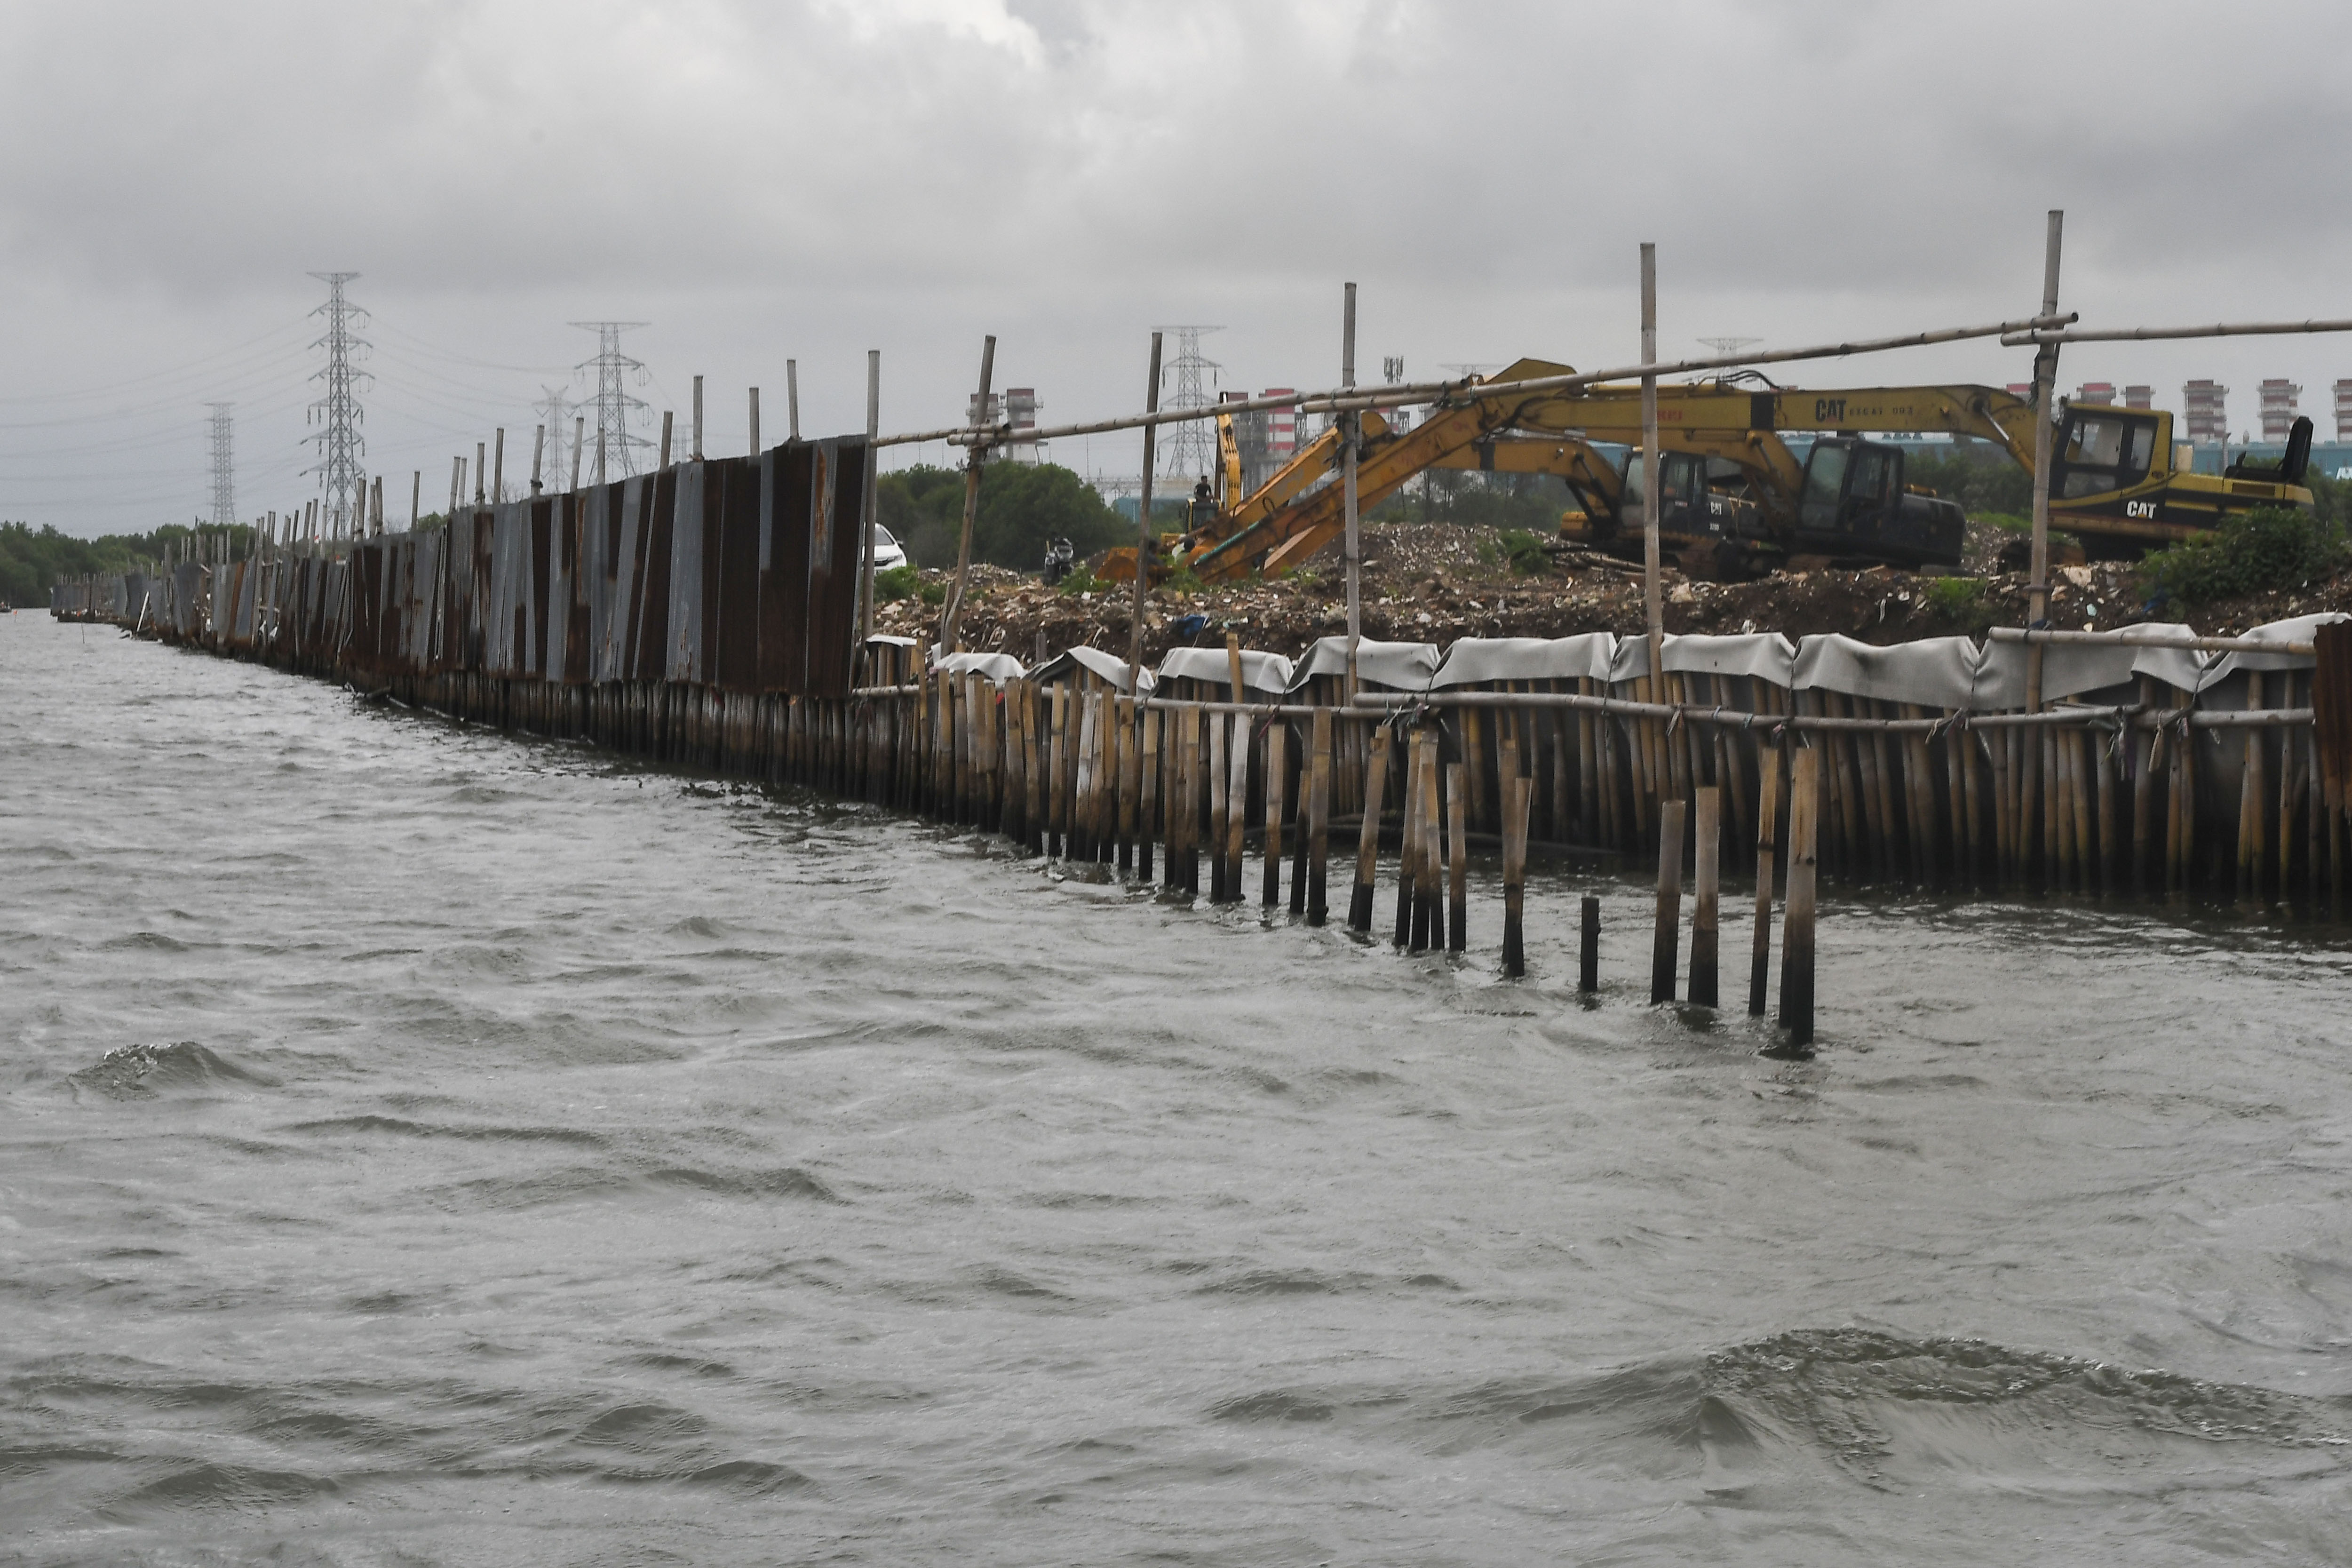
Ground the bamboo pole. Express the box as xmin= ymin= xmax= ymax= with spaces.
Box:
xmin=1650 ymin=797 xmax=1685 ymax=1004
xmin=1691 ymin=786 xmax=1719 ymax=1007
xmin=1396 ymin=732 xmax=1422 ymax=947
xmin=942 ymin=336 xmax=995 ymax=651
xmin=1226 ymin=711 xmax=1249 ymax=900
xmin=1263 ymin=718 xmax=1286 ymax=908
xmin=1779 ymin=747 xmax=1821 ymax=1048
xmin=1128 ymin=332 xmax=1162 ymax=693
xmin=1350 ymin=725 xmax=1391 ymax=931
xmin=1447 ymin=760 xmax=1469 ymax=952
xmin=1136 ymin=704 xmax=1158 ymax=878
xmin=1307 ymin=710 xmax=1332 ymax=924
xmin=1750 ymin=748 xmax=1781 ymax=1016
xmin=1342 ymin=284 xmax=1361 ymax=698
xmin=1579 ymin=895 xmax=1600 ymax=993
xmin=1502 ymin=776 xmax=1530 ymax=978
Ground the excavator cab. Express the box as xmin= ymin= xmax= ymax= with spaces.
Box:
xmin=1618 ymin=450 xmax=1776 ymax=577
xmin=1793 ymin=438 xmax=1963 ymax=568
xmin=2051 ymin=407 xmax=2162 ymax=500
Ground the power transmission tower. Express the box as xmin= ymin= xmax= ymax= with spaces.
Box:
xmin=570 ymin=321 xmax=653 ymax=479
xmin=207 ymin=403 xmax=236 ymax=530
xmin=534 ymin=385 xmax=574 ymax=491
xmin=1154 ymin=325 xmax=1223 ymax=486
xmin=304 ymin=271 xmax=370 ymax=534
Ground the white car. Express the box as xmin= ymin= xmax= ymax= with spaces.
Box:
xmin=867 ymin=523 xmax=907 ymax=572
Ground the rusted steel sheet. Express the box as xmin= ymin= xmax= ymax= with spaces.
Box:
xmin=803 ymin=437 xmax=866 ymax=697
xmin=632 ymin=470 xmax=674 ymax=682
xmin=715 ymin=457 xmax=762 ymax=690
xmin=759 ymin=443 xmax=811 ymax=692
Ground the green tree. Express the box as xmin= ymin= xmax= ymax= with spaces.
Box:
xmin=876 ymin=461 xmax=1128 ymax=572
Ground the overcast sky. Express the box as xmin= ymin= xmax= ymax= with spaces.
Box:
xmin=7 ymin=0 xmax=2352 ymax=537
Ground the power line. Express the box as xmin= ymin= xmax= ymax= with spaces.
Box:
xmin=207 ymin=403 xmax=235 ymax=529
xmin=570 ymin=321 xmax=652 ymax=480
xmin=304 ymin=272 xmax=370 ymax=535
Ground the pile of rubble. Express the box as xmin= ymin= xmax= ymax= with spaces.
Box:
xmin=869 ymin=523 xmax=2351 ymax=667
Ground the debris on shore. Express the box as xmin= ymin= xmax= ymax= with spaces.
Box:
xmin=873 ymin=522 xmax=2350 ymax=667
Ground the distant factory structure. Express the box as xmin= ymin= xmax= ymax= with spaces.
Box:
xmin=966 ymin=388 xmax=1044 ymax=464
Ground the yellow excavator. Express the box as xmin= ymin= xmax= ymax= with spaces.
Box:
xmin=1514 ymin=378 xmax=2316 ymax=562
xmin=1102 ymin=360 xmax=2316 ymax=582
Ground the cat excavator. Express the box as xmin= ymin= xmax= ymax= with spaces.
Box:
xmin=1098 ymin=358 xmax=2315 ymax=583
xmin=1513 ymin=377 xmax=2315 ymax=562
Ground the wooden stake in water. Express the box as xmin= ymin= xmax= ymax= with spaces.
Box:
xmin=1779 ymin=746 xmax=1821 ymax=1048
xmin=1690 ymin=785 xmax=1720 ymax=1007
xmin=1263 ymin=719 xmax=1286 ymax=908
xmin=1650 ymin=798 xmax=1686 ymax=1004
xmin=1749 ymin=748 xmax=1781 ymax=1017
xmin=1351 ymin=725 xmax=1391 ymax=931
xmin=1579 ymin=895 xmax=1600 ymax=993
xmin=1502 ymin=775 xmax=1531 ymax=978
xmin=1307 ymin=710 xmax=1332 ymax=925
xmin=1446 ymin=760 xmax=1468 ymax=953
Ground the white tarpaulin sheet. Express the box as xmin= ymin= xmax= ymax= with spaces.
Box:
xmin=1155 ymin=645 xmax=1292 ymax=695
xmin=1429 ymin=634 xmax=1616 ymax=687
xmin=932 ymin=650 xmax=1026 ymax=684
xmin=1033 ymin=645 xmax=1157 ymax=693
xmin=1287 ymin=636 xmax=1440 ymax=692
xmin=2201 ymin=611 xmax=2345 ymax=686
xmin=1793 ymin=634 xmax=1984 ymax=711
xmin=1974 ymin=622 xmax=2204 ymax=706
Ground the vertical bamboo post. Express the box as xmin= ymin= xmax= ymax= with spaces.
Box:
xmin=2024 ymin=210 xmax=2065 ymax=889
xmin=1690 ymin=785 xmax=1720 ymax=1007
xmin=1136 ymin=703 xmax=1158 ymax=878
xmin=748 ymin=385 xmax=760 ymax=455
xmin=1184 ymin=705 xmax=1205 ymax=899
xmin=1308 ymin=710 xmax=1333 ymax=925
xmin=1227 ymin=713 xmax=1249 ymax=897
xmin=1263 ymin=719 xmax=1287 ymax=908
xmin=1351 ymin=724 xmax=1390 ymax=931
xmin=1650 ymin=798 xmax=1685 ymax=1004
xmin=860 ymin=351 xmax=880 ymax=655
xmin=1396 ymin=733 xmax=1422 ymax=947
xmin=1502 ymin=776 xmax=1530 ymax=978
xmin=1639 ymin=243 xmax=1665 ymax=782
xmin=1778 ymin=747 xmax=1821 ymax=1048
xmin=1446 ymin=760 xmax=1469 ymax=952
xmin=1128 ymin=333 xmax=1163 ymax=695
xmin=787 ymin=359 xmax=800 ymax=440
xmin=943 ymin=336 xmax=995 ymax=652
xmin=1341 ymin=283 xmax=1361 ymax=699
xmin=1411 ymin=743 xmax=1430 ymax=949
xmin=1579 ymin=895 xmax=1600 ymax=993
xmin=1116 ymin=694 xmax=1137 ymax=873
xmin=1749 ymin=747 xmax=1781 ymax=1016
xmin=1208 ymin=711 xmax=1230 ymax=901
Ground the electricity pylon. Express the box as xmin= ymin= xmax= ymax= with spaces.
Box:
xmin=304 ymin=272 xmax=370 ymax=534
xmin=570 ymin=321 xmax=653 ymax=479
xmin=207 ymin=403 xmax=236 ymax=530
xmin=1155 ymin=325 xmax=1223 ymax=486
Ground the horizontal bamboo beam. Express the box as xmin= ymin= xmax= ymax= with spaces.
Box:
xmin=874 ymin=311 xmax=2076 ymax=451
xmin=1986 ymin=625 xmax=2318 ymax=656
xmin=1349 ymin=690 xmax=2313 ymax=732
xmin=2002 ymin=317 xmax=2352 ymax=346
